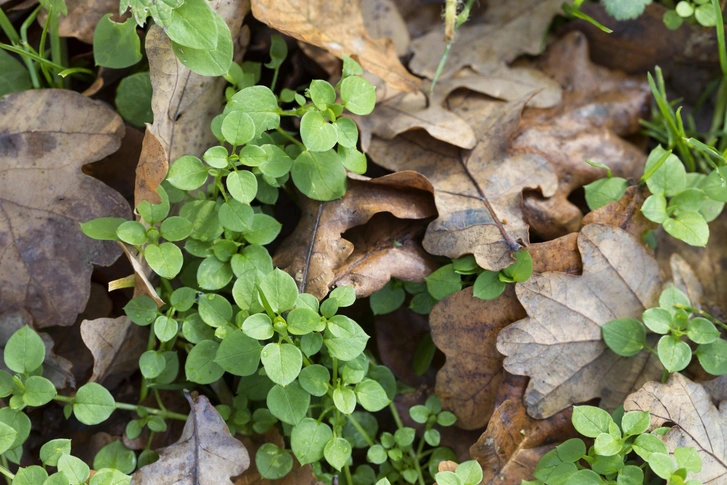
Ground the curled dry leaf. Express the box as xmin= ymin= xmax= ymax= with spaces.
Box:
xmin=274 ymin=172 xmax=436 ymax=300
xmin=132 ymin=393 xmax=250 ymax=485
xmin=118 ymin=237 xmax=164 ymax=307
xmin=528 ymin=233 xmax=581 ymax=276
xmin=470 ymin=397 xmax=575 ymax=485
xmin=429 ymin=287 xmax=526 ymax=430
xmin=250 ymin=0 xmax=420 ymax=93
xmin=497 ymin=224 xmax=663 ymax=418
xmin=80 ymin=316 xmax=146 ymax=388
xmin=361 ymin=0 xmax=410 ymax=57
xmin=580 ymin=185 xmax=655 ymax=242
xmin=138 ymin=0 xmax=248 ymax=205
xmin=624 ymin=373 xmax=727 ymax=484
xmin=0 ymin=89 xmax=130 ymax=328
xmin=516 ymin=32 xmax=650 ymax=239
xmin=38 ymin=0 xmax=118 ymax=44
xmin=367 ymin=92 xmax=558 ymax=272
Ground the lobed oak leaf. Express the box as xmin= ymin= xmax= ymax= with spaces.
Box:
xmin=0 ymin=89 xmax=130 ymax=328
xmin=274 ymin=172 xmax=436 ymax=300
xmin=132 ymin=393 xmax=250 ymax=485
xmin=250 ymin=0 xmax=420 ymax=93
xmin=80 ymin=316 xmax=146 ymax=388
xmin=624 ymin=373 xmax=727 ymax=484
xmin=496 ymin=224 xmax=663 ymax=418
xmin=367 ymin=92 xmax=558 ymax=272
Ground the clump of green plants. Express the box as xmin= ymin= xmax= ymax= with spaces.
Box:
xmin=526 ymin=405 xmax=704 ymax=485
xmin=663 ymin=0 xmax=719 ymax=29
xmin=602 ymin=284 xmax=727 ymax=377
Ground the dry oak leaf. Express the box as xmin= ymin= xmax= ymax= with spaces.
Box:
xmin=361 ymin=0 xmax=410 ymax=57
xmin=250 ymin=0 xmax=420 ymax=93
xmin=80 ymin=316 xmax=146 ymax=388
xmin=624 ymin=373 xmax=727 ymax=484
xmin=470 ymin=398 xmax=575 ymax=485
xmin=516 ymin=32 xmax=650 ymax=239
xmin=367 ymin=92 xmax=558 ymax=272
xmin=496 ymin=224 xmax=663 ymax=419
xmin=38 ymin=0 xmax=118 ymax=44
xmin=0 ymin=89 xmax=130 ymax=328
xmin=132 ymin=393 xmax=250 ymax=485
xmin=429 ymin=286 xmax=526 ymax=430
xmin=274 ymin=172 xmax=436 ymax=300
xmin=139 ymin=0 xmax=248 ymax=204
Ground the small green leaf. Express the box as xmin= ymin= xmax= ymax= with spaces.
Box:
xmin=226 ymin=170 xmax=258 ymax=204
xmin=641 ymin=194 xmax=668 ymax=223
xmin=139 ymin=350 xmax=166 ymax=379
xmin=291 ymin=418 xmax=333 ymax=465
xmin=556 ymin=438 xmax=586 ymax=462
xmin=124 ymin=296 xmax=159 ymax=326
xmin=218 ymin=200 xmax=254 ymax=233
xmin=5 ymin=325 xmax=46 ymax=374
xmin=645 ymin=146 xmax=686 ymax=196
xmin=153 ymin=315 xmax=178 ymax=342
xmin=601 ymin=318 xmax=646 ymax=357
xmin=164 ymin=0 xmax=218 ymax=49
xmin=324 ymin=437 xmax=352 ymax=471
xmin=473 ymin=270 xmax=506 ymax=300
xmin=621 ymin=410 xmax=650 ymax=437
xmin=299 ymin=364 xmax=329 ymax=396
xmin=308 ymin=80 xmax=336 ymax=110
xmin=501 ymin=250 xmax=533 ymax=283
xmin=196 ymin=256 xmax=233 ymax=290
xmin=185 ymin=340 xmax=225 ymax=384
xmin=22 ymin=376 xmax=57 ymax=406
xmin=370 ymin=280 xmax=405 ymax=315
xmin=115 ymin=71 xmax=153 ymax=128
xmin=648 ymin=452 xmax=676 ymax=479
xmin=617 ymin=465 xmax=644 ymax=485
xmin=73 ymin=383 xmax=115 ymax=425
xmin=160 ymin=216 xmax=193 ymax=242
xmin=89 ymin=468 xmax=131 ymax=485
xmin=13 ymin=466 xmax=48 ymax=485
xmin=324 ymin=315 xmax=369 ymax=361
xmin=286 ymin=307 xmax=320 ymax=335
xmin=633 ymin=433 xmax=668 ymax=461
xmin=259 ymin=268 xmax=299 ymax=314
xmin=354 ymin=379 xmax=390 ymax=412
xmin=340 ymin=76 xmax=376 ymax=115
xmin=697 ymin=339 xmax=727 ymax=375
xmin=330 ymin=285 xmax=356 ymax=307
xmin=203 ymin=145 xmax=229 ymax=169
xmin=40 ymin=438 xmax=71 ymax=467
xmin=170 ymin=11 xmax=233 ymax=77
xmin=455 ymin=460 xmax=484 ymax=485
xmin=584 ymin=177 xmax=629 ymax=210
xmin=594 ymin=432 xmax=622 ymax=456
xmin=642 ymin=307 xmax=673 ymax=334
xmin=334 ymin=117 xmax=359 ymax=148
xmin=215 ymin=330 xmax=261 ymax=376
xmin=687 ymin=317 xmax=720 ymax=344
xmin=93 ymin=15 xmax=142 ymax=68
xmin=333 ymin=387 xmax=356 ymax=414
xmin=80 ymin=217 xmax=125 ymax=241
xmin=261 ymin=343 xmax=302 ymax=386
xmin=571 ymin=405 xmax=613 ymax=438
xmin=198 ymin=293 xmax=233 ymax=327
xmin=265 ymin=35 xmax=288 ymax=69
xmin=167 ymin=155 xmax=208 ymax=190
xmin=658 ymin=335 xmax=692 ymax=372
xmin=338 ymin=145 xmax=367 ymax=174
xmin=267 ymin=382 xmax=310 ymax=425
xmin=425 ymin=264 xmax=462 ymax=300
xmin=93 ymin=440 xmax=136 ymax=474
xmin=435 ymin=471 xmax=462 ymax=485
xmin=0 ymin=422 xmax=17 ymax=455
xmin=664 ymin=211 xmax=709 ymax=246
xmin=659 ymin=285 xmax=691 ymax=313
xmin=292 ymin=150 xmax=347 ymax=201
xmin=300 ymin=333 xmax=323 ymax=357
xmin=0 ymin=50 xmax=31 ymax=97
xmin=222 ymin=110 xmax=256 ymax=146
xmin=243 ymin=213 xmax=282 ymax=245
xmin=256 ymin=443 xmax=293 ymax=479
xmin=674 ymin=446 xmax=702 ymax=474
xmin=226 ymin=85 xmax=280 ymax=135
xmin=242 ymin=313 xmax=274 ymax=340
xmin=116 ymin=221 xmax=147 ymax=245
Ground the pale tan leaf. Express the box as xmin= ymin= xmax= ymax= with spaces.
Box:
xmin=38 ymin=0 xmax=118 ymax=44
xmin=250 ymin=0 xmax=420 ymax=92
xmin=624 ymin=373 xmax=727 ymax=484
xmin=80 ymin=316 xmax=146 ymax=387
xmin=496 ymin=224 xmax=663 ymax=418
xmin=0 ymin=89 xmax=130 ymax=328
xmin=132 ymin=393 xmax=250 ymax=485
xmin=361 ymin=0 xmax=410 ymax=57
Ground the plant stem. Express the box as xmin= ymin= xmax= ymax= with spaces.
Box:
xmin=20 ymin=5 xmax=42 ymax=88
xmin=343 ymin=464 xmax=354 ymax=485
xmin=389 ymin=402 xmax=404 ymax=429
xmin=140 ymin=327 xmax=158 ymax=402
xmin=53 ymin=395 xmax=188 ymax=420
xmin=674 ymin=304 xmax=727 ymax=331
xmin=661 ymin=367 xmax=669 ymax=384
xmin=0 ymin=463 xmax=14 ymax=482
xmin=275 ymin=127 xmax=305 ymax=149
xmin=346 ymin=414 xmax=375 ymax=447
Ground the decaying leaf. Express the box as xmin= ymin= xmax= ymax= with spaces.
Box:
xmin=118 ymin=240 xmax=164 ymax=306
xmin=429 ymin=287 xmax=526 ymax=430
xmin=367 ymin=92 xmax=558 ymax=272
xmin=0 ymin=89 xmax=130 ymax=328
xmin=38 ymin=0 xmax=118 ymax=44
xmin=668 ymin=253 xmax=705 ymax=308
xmin=528 ymin=233 xmax=581 ymax=276
xmin=497 ymin=224 xmax=663 ymax=418
xmin=80 ymin=316 xmax=146 ymax=387
xmin=516 ymin=32 xmax=650 ymax=239
xmin=132 ymin=393 xmax=250 ymax=485
xmin=361 ymin=0 xmax=410 ymax=57
xmin=274 ymin=172 xmax=436 ymax=299
xmin=470 ymin=397 xmax=575 ymax=485
xmin=250 ymin=0 xmax=420 ymax=92
xmin=580 ymin=186 xmax=655 ymax=242
xmin=624 ymin=373 xmax=727 ymax=484
xmin=139 ymin=0 xmax=248 ymax=204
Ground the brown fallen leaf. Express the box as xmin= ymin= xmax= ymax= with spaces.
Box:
xmin=496 ymin=224 xmax=663 ymax=419
xmin=139 ymin=0 xmax=248 ymax=205
xmin=132 ymin=393 xmax=250 ymax=485
xmin=250 ymin=0 xmax=420 ymax=93
xmin=38 ymin=0 xmax=118 ymax=44
xmin=361 ymin=0 xmax=410 ymax=57
xmin=528 ymin=233 xmax=581 ymax=276
xmin=80 ymin=316 xmax=146 ymax=388
xmin=580 ymin=186 xmax=655 ymax=243
xmin=429 ymin=286 xmax=526 ymax=430
xmin=470 ymin=398 xmax=575 ymax=485
xmin=0 ymin=89 xmax=130 ymax=328
xmin=274 ymin=172 xmax=436 ymax=299
xmin=367 ymin=92 xmax=558 ymax=272
xmin=117 ymin=244 xmax=164 ymax=306
xmin=624 ymin=373 xmax=727 ymax=484
xmin=409 ymin=0 xmax=563 ymax=81
xmin=516 ymin=32 xmax=650 ymax=239
xmin=668 ymin=254 xmax=705 ymax=309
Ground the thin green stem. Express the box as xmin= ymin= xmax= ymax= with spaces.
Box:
xmin=275 ymin=127 xmax=304 ymax=149
xmin=714 ymin=0 xmax=727 ymax=76
xmin=20 ymin=5 xmax=42 ymax=88
xmin=270 ymin=67 xmax=280 ymax=93
xmin=0 ymin=7 xmax=19 ymax=44
xmin=332 ymin=358 xmax=339 ymax=385
xmin=0 ymin=463 xmax=14 ymax=482
xmin=346 ymin=414 xmax=375 ymax=447
xmin=640 ymin=149 xmax=672 ymax=183
xmin=661 ymin=367 xmax=669 ymax=384
xmin=389 ymin=402 xmax=404 ymax=429
xmin=52 ymin=395 xmax=188 ymax=420
xmin=343 ymin=464 xmax=354 ymax=485
xmin=674 ymin=304 xmax=727 ymax=331
xmin=140 ymin=324 xmax=158 ymax=402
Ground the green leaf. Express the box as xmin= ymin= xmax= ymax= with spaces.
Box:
xmin=185 ymin=340 xmax=225 ymax=384
xmin=340 ymin=76 xmax=376 ymax=115
xmin=367 ymin=444 xmax=387 ymax=464
xmin=139 ymin=350 xmax=166 ymax=379
xmin=409 ymin=291 xmax=437 ymax=314
xmin=265 ymin=34 xmax=288 ymax=69
xmin=435 ymin=471 xmax=462 ymax=485
xmin=267 ymin=382 xmax=310 ymax=425
xmin=259 ymin=269 xmax=298 ymax=314
xmin=256 ymin=443 xmax=293 ymax=479
xmin=334 ymin=117 xmax=359 ymax=148
xmin=0 ymin=422 xmax=17 ymax=455
xmin=648 ymin=452 xmax=676 ymax=479
xmin=601 ymin=318 xmax=646 ymax=357
xmin=704 ymin=166 xmax=727 ymax=202
xmin=330 ymin=285 xmax=356 ymax=307
xmin=299 ymin=364 xmax=330 ymax=397
xmin=659 ymin=285 xmax=691 ymax=313
xmin=93 ymin=15 xmax=142 ymax=68
xmin=425 ymin=264 xmax=462 ymax=300
xmin=154 ymin=351 xmax=179 ymax=385
xmin=424 ymin=428 xmax=440 ymax=447
xmin=182 ymin=313 xmax=215 ymax=343
xmin=22 ymin=376 xmax=57 ymax=406
xmin=687 ymin=317 xmax=720 ymax=344
xmin=171 ymin=10 xmax=233 ymax=77
xmin=697 ymin=338 xmax=727 ymax=375
xmin=594 ymin=432 xmax=622 ymax=456
xmin=617 ymin=465 xmax=644 ymax=485
xmin=308 ymin=79 xmax=336 ymax=110
xmin=116 ymin=221 xmax=147 ymax=245
xmin=89 ymin=468 xmax=131 ymax=485
xmin=261 ymin=343 xmax=302 ymax=386
xmin=354 ymin=379 xmax=390 ymax=412
xmin=563 ymin=469 xmax=601 ymax=485
xmin=621 ymin=410 xmax=650 ymax=437
xmin=231 ymin=245 xmax=273 ymax=276
xmin=137 ymin=184 xmax=171 ymax=224
xmin=167 ymin=155 xmax=208 ymax=190
xmin=58 ymin=454 xmax=91 ymax=485
xmin=300 ymin=111 xmax=338 ymax=152
xmin=645 ymin=146 xmax=686 ymax=196
xmin=473 ymin=271 xmax=506 ymax=300
xmin=292 ymin=150 xmax=347 ymax=201
xmin=222 ymin=111 xmax=256 ymax=146
xmin=695 ymin=3 xmax=717 ymax=26
xmin=0 ymin=408 xmax=30 ymax=451
xmin=164 ymin=0 xmax=218 ymax=49
xmin=0 ymin=50 xmax=31 ymax=97
xmin=571 ymin=405 xmax=613 ymax=438
xmin=5 ymin=325 xmax=46 ymax=374
xmin=215 ymin=330 xmax=261 ymax=376
xmin=324 ymin=315 xmax=369 ymax=361
xmin=124 ymin=295 xmax=158 ymax=326
xmin=13 ymin=466 xmax=48 ymax=485
xmin=658 ymin=335 xmax=692 ymax=372
xmin=395 ymin=427 xmax=415 ymax=447
xmin=584 ymin=177 xmax=629 ymax=210
xmin=226 ymin=170 xmax=258 ymax=204
xmin=196 ymin=256 xmax=233 ymax=290
xmin=114 ymin=72 xmax=153 ymax=127
xmin=203 ymin=146 xmax=229 ymax=169
xmin=197 ymin=293 xmax=232 ymax=328
xmin=333 ymin=387 xmax=356 ymax=414
xmin=243 ymin=213 xmax=282 ymax=245
xmin=259 ymin=144 xmax=294 ymax=178
xmin=218 ymin=200 xmax=254 ymax=233
xmin=153 ymin=315 xmax=178 ymax=342
xmin=674 ymin=446 xmax=702 ymax=474
xmin=641 ymin=194 xmax=668 ymax=223
xmin=291 ymin=418 xmax=333 ymax=465
xmin=642 ymin=307 xmax=673 ymax=334
xmin=633 ymin=433 xmax=668 ymax=461
xmin=300 ymin=333 xmax=323 ymax=357
xmin=80 ymin=217 xmax=125 ymax=241
xmin=670 ymin=188 xmax=707 ymax=213
xmin=93 ymin=440 xmax=136 ymax=474
xmin=73 ymin=382 xmax=115 ymax=425
xmin=159 ymin=216 xmax=192 ymax=242
xmin=242 ymin=313 xmax=273 ymax=340
xmin=502 ymin=250 xmax=533 ymax=283
xmin=370 ymin=280 xmax=405 ymax=315
xmin=338 ymin=145 xmax=367 ymax=174
xmin=602 ymin=0 xmax=652 ymax=20
xmin=664 ymin=211 xmax=709 ymax=246
xmin=227 ymin=86 xmax=280 ymax=136
xmin=556 ymin=439 xmax=586 ymax=462
xmin=324 ymin=437 xmax=352 ymax=471
xmin=455 ymin=460 xmax=484 ymax=485
xmin=286 ymin=307 xmax=321 ymax=335
xmin=40 ymin=438 xmax=71 ymax=467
